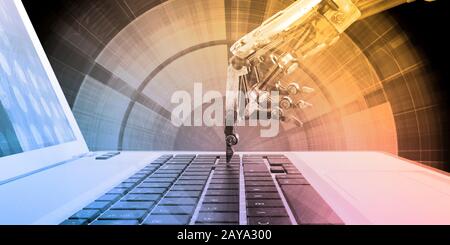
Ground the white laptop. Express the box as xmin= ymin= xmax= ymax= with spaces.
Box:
xmin=0 ymin=0 xmax=449 ymax=225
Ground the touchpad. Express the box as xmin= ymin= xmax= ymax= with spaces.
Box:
xmin=327 ymin=171 xmax=450 ymax=224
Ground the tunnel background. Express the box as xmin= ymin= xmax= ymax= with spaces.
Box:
xmin=22 ymin=0 xmax=449 ymax=171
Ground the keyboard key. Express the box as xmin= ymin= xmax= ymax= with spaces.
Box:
xmin=116 ymin=183 xmax=135 ymax=189
xmin=61 ymin=219 xmax=88 ymax=225
xmin=206 ymin=190 xmax=239 ymax=196
xmin=175 ymin=154 xmax=196 ymax=158
xmin=84 ymin=201 xmax=111 ymax=211
xmin=245 ymin=181 xmax=276 ymax=187
xmin=248 ymin=217 xmax=291 ymax=225
xmin=216 ymin=162 xmax=240 ymax=166
xmin=212 ymin=174 xmax=240 ymax=179
xmin=122 ymin=178 xmax=141 ymax=184
xmin=123 ymin=194 xmax=161 ymax=202
xmin=152 ymin=205 xmax=196 ymax=215
xmin=197 ymin=154 xmax=217 ymax=157
xmin=267 ymin=162 xmax=283 ymax=166
xmin=165 ymin=191 xmax=202 ymax=198
xmin=270 ymin=166 xmax=285 ymax=173
xmin=152 ymin=160 xmax=167 ymax=164
xmin=182 ymin=172 xmax=211 ymax=176
xmin=166 ymin=162 xmax=190 ymax=166
xmin=129 ymin=173 xmax=147 ymax=179
xmin=197 ymin=212 xmax=239 ymax=223
xmin=106 ymin=152 xmax=120 ymax=156
xmin=214 ymin=171 xmax=240 ymax=175
xmin=244 ymin=164 xmax=268 ymax=173
xmin=96 ymin=194 xmax=122 ymax=202
xmin=277 ymin=178 xmax=309 ymax=185
xmin=243 ymin=172 xmax=271 ymax=177
xmin=210 ymin=179 xmax=239 ymax=184
xmin=143 ymin=215 xmax=191 ymax=225
xmin=155 ymin=170 xmax=183 ymax=174
xmin=247 ymin=199 xmax=285 ymax=208
xmin=176 ymin=180 xmax=206 ymax=185
xmin=184 ymin=166 xmax=211 ymax=169
xmin=284 ymin=168 xmax=301 ymax=175
xmin=171 ymin=158 xmax=192 ymax=161
xmin=91 ymin=220 xmax=139 ymax=225
xmin=265 ymin=154 xmax=286 ymax=158
xmin=130 ymin=188 xmax=167 ymax=194
xmin=188 ymin=160 xmax=211 ymax=163
xmin=137 ymin=182 xmax=172 ymax=188
xmin=151 ymin=161 xmax=165 ymax=165
xmin=214 ymin=166 xmax=240 ymax=171
xmin=203 ymin=196 xmax=239 ymax=204
xmin=152 ymin=159 xmax=168 ymax=163
xmin=137 ymin=170 xmax=153 ymax=175
xmin=111 ymin=201 xmax=154 ymax=210
xmin=179 ymin=175 xmax=208 ymax=180
xmin=247 ymin=208 xmax=288 ymax=217
xmin=187 ymin=165 xmax=213 ymax=170
xmin=171 ymin=185 xmax=204 ymax=191
xmin=217 ymin=158 xmax=239 ymax=162
xmin=169 ymin=157 xmax=191 ymax=160
xmin=184 ymin=170 xmax=211 ymax=174
xmin=200 ymin=203 xmax=239 ymax=212
xmin=246 ymin=186 xmax=278 ymax=192
xmin=187 ymin=160 xmax=210 ymax=164
xmin=245 ymin=176 xmax=273 ymax=181
xmin=107 ymin=188 xmax=128 ymax=195
xmin=151 ymin=173 xmax=179 ymax=178
xmin=246 ymin=193 xmax=281 ymax=199
xmin=172 ymin=159 xmax=194 ymax=162
xmin=213 ymin=167 xmax=239 ymax=172
xmin=99 ymin=210 xmax=147 ymax=220
xmin=70 ymin=209 xmax=100 ymax=221
xmin=267 ymin=158 xmax=291 ymax=164
xmin=208 ymin=183 xmax=239 ymax=190
xmin=276 ymin=174 xmax=304 ymax=180
xmin=95 ymin=156 xmax=110 ymax=160
xmin=242 ymin=160 xmax=264 ymax=165
xmin=160 ymin=165 xmax=185 ymax=170
xmin=185 ymin=165 xmax=213 ymax=170
xmin=145 ymin=177 xmax=177 ymax=183
xmin=159 ymin=197 xmax=198 ymax=206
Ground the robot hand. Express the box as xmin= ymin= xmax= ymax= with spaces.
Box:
xmin=224 ymin=109 xmax=239 ymax=164
xmin=224 ymin=0 xmax=418 ymax=162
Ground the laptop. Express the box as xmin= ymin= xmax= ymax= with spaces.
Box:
xmin=1 ymin=0 xmax=449 ymax=225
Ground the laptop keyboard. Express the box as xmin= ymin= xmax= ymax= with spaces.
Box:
xmin=61 ymin=154 xmax=343 ymax=225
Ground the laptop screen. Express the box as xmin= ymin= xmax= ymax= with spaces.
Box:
xmin=0 ymin=0 xmax=76 ymax=158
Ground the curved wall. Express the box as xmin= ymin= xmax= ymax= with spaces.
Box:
xmin=23 ymin=0 xmax=449 ymax=171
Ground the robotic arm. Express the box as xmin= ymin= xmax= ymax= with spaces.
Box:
xmin=224 ymin=0 xmax=427 ymax=163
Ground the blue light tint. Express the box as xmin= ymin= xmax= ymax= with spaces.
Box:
xmin=0 ymin=0 xmax=75 ymax=157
